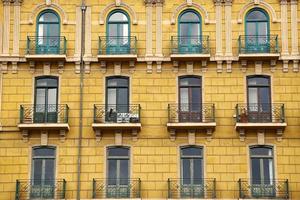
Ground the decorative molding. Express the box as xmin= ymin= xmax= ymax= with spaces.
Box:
xmin=99 ymin=2 xmax=138 ymax=25
xmin=171 ymin=2 xmax=211 ymax=24
xmin=188 ymin=130 xmax=195 ymax=145
xmin=186 ymin=62 xmax=193 ymax=74
xmin=156 ymin=61 xmax=162 ymax=73
xmin=282 ymin=60 xmax=289 ymax=72
xmin=216 ymin=61 xmax=223 ymax=73
xmin=145 ymin=4 xmax=153 ymax=56
xmin=12 ymin=62 xmax=18 ymax=74
xmin=173 ymin=61 xmax=179 ymax=73
xmin=280 ymin=1 xmax=289 ymax=55
xmin=1 ymin=62 xmax=7 ymax=74
xmin=114 ymin=62 xmax=121 ymax=75
xmin=293 ymin=60 xmax=299 ymax=72
xmin=290 ymin=1 xmax=299 ymax=55
xmin=115 ymin=0 xmax=121 ymax=6
xmin=28 ymin=2 xmax=68 ymax=25
xmin=146 ymin=61 xmax=153 ymax=73
xmin=2 ymin=0 xmax=10 ymax=6
xmin=255 ymin=61 xmax=262 ymax=74
xmin=12 ymin=2 xmax=21 ymax=56
xmin=237 ymin=0 xmax=279 ymax=24
xmin=2 ymin=1 xmax=10 ymax=56
xmin=215 ymin=2 xmax=223 ymax=56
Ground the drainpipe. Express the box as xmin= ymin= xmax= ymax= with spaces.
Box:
xmin=77 ymin=0 xmax=86 ymax=199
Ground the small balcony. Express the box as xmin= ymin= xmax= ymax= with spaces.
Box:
xmin=170 ymin=36 xmax=210 ymax=61
xmin=167 ymin=104 xmax=216 ymax=139
xmin=238 ymin=179 xmax=289 ymax=199
xmin=92 ymin=178 xmax=141 ymax=199
xmin=168 ymin=178 xmax=216 ymax=199
xmin=92 ymin=104 xmax=141 ymax=141
xmin=18 ymin=104 xmax=69 ymax=141
xmin=238 ymin=35 xmax=279 ymax=59
xmin=98 ymin=36 xmax=137 ymax=61
xmin=15 ymin=179 xmax=66 ymax=200
xmin=25 ymin=36 xmax=67 ymax=61
xmin=235 ymin=103 xmax=287 ymax=139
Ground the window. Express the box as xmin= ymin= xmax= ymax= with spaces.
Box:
xmin=250 ymin=146 xmax=275 ymax=197
xmin=178 ymin=10 xmax=202 ymax=53
xmin=245 ymin=8 xmax=270 ymax=52
xmin=180 ymin=146 xmax=204 ymax=198
xmin=106 ymin=76 xmax=129 ymax=122
xmin=37 ymin=10 xmax=60 ymax=54
xmin=179 ymin=76 xmax=202 ymax=122
xmin=247 ymin=76 xmax=271 ymax=122
xmin=31 ymin=146 xmax=56 ymax=198
xmin=34 ymin=77 xmax=58 ymax=123
xmin=107 ymin=147 xmax=130 ymax=198
xmin=107 ymin=10 xmax=130 ymax=54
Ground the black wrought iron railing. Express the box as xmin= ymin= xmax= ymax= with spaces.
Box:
xmin=94 ymin=104 xmax=141 ymax=123
xmin=15 ymin=179 xmax=66 ymax=200
xmin=168 ymin=178 xmax=216 ymax=199
xmin=235 ymin=103 xmax=285 ymax=123
xmin=238 ymin=35 xmax=279 ymax=54
xmin=20 ymin=104 xmax=69 ymax=124
xmin=171 ymin=36 xmax=210 ymax=54
xmin=168 ymin=103 xmax=215 ymax=123
xmin=98 ymin=36 xmax=137 ymax=55
xmin=238 ymin=179 xmax=289 ymax=199
xmin=26 ymin=36 xmax=67 ymax=55
xmin=92 ymin=178 xmax=141 ymax=199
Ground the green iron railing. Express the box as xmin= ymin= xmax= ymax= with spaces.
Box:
xmin=235 ymin=103 xmax=285 ymax=123
xmin=238 ymin=179 xmax=289 ymax=199
xmin=168 ymin=178 xmax=216 ymax=199
xmin=26 ymin=36 xmax=67 ymax=55
xmin=92 ymin=178 xmax=141 ymax=199
xmin=20 ymin=104 xmax=69 ymax=124
xmin=171 ymin=36 xmax=210 ymax=54
xmin=94 ymin=104 xmax=141 ymax=123
xmin=238 ymin=35 xmax=279 ymax=54
xmin=15 ymin=179 xmax=66 ymax=200
xmin=98 ymin=36 xmax=137 ymax=55
xmin=168 ymin=103 xmax=215 ymax=123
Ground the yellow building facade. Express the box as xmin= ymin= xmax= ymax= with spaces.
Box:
xmin=0 ymin=0 xmax=300 ymax=199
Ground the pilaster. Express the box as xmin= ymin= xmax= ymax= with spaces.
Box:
xmin=12 ymin=0 xmax=22 ymax=56
xmin=280 ymin=0 xmax=289 ymax=55
xmin=290 ymin=0 xmax=299 ymax=55
xmin=75 ymin=7 xmax=82 ymax=58
xmin=145 ymin=0 xmax=154 ymax=56
xmin=84 ymin=7 xmax=92 ymax=58
xmin=214 ymin=0 xmax=223 ymax=57
xmin=2 ymin=0 xmax=11 ymax=56
xmin=155 ymin=0 xmax=163 ymax=57
xmin=224 ymin=0 xmax=232 ymax=57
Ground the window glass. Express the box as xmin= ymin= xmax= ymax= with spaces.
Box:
xmin=39 ymin=12 xmax=59 ymax=23
xmin=180 ymin=11 xmax=200 ymax=22
xmin=109 ymin=12 xmax=128 ymax=22
xmin=106 ymin=77 xmax=129 ymax=108
xmin=246 ymin=10 xmax=267 ymax=21
xmin=251 ymin=147 xmax=272 ymax=156
xmin=181 ymin=147 xmax=202 ymax=156
xmin=33 ymin=147 xmax=55 ymax=157
xmin=108 ymin=147 xmax=129 ymax=157
xmin=180 ymin=77 xmax=201 ymax=86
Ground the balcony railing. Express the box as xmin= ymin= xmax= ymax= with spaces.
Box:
xmin=168 ymin=178 xmax=216 ymax=199
xmin=94 ymin=104 xmax=141 ymax=123
xmin=235 ymin=103 xmax=285 ymax=123
xmin=15 ymin=179 xmax=66 ymax=200
xmin=238 ymin=35 xmax=279 ymax=54
xmin=168 ymin=103 xmax=215 ymax=123
xmin=98 ymin=36 xmax=137 ymax=55
xmin=238 ymin=179 xmax=289 ymax=199
xmin=92 ymin=178 xmax=141 ymax=199
xmin=26 ymin=36 xmax=67 ymax=55
xmin=20 ymin=104 xmax=69 ymax=124
xmin=171 ymin=36 xmax=210 ymax=54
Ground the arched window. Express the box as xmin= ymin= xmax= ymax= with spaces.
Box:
xmin=245 ymin=8 xmax=270 ymax=52
xmin=37 ymin=10 xmax=60 ymax=54
xmin=179 ymin=76 xmax=202 ymax=122
xmin=180 ymin=146 xmax=204 ymax=198
xmin=34 ymin=76 xmax=58 ymax=123
xmin=106 ymin=146 xmax=130 ymax=198
xmin=31 ymin=146 xmax=56 ymax=198
xmin=178 ymin=10 xmax=202 ymax=53
xmin=247 ymin=75 xmax=271 ymax=122
xmin=107 ymin=10 xmax=130 ymax=54
xmin=249 ymin=146 xmax=275 ymax=197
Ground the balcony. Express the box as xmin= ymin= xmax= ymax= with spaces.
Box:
xmin=98 ymin=36 xmax=137 ymax=61
xmin=235 ymin=103 xmax=287 ymax=139
xmin=92 ymin=178 xmax=141 ymax=199
xmin=92 ymin=104 xmax=141 ymax=141
xmin=15 ymin=179 xmax=66 ymax=200
xmin=168 ymin=178 xmax=216 ymax=199
xmin=170 ymin=36 xmax=210 ymax=61
xmin=238 ymin=35 xmax=279 ymax=59
xmin=238 ymin=179 xmax=289 ymax=199
xmin=167 ymin=103 xmax=216 ymax=140
xmin=25 ymin=36 xmax=67 ymax=61
xmin=18 ymin=104 xmax=69 ymax=141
